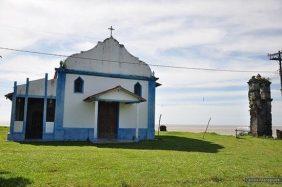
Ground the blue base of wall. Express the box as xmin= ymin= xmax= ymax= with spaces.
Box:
xmin=139 ymin=128 xmax=148 ymax=140
xmin=43 ymin=134 xmax=54 ymax=141
xmin=118 ymin=128 xmax=135 ymax=140
xmin=54 ymin=129 xmax=64 ymax=141
xmin=118 ymin=128 xmax=148 ymax=140
xmin=63 ymin=128 xmax=94 ymax=141
xmin=8 ymin=133 xmax=25 ymax=141
xmin=8 ymin=128 xmax=148 ymax=141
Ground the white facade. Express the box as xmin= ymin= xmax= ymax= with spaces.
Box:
xmin=63 ymin=74 xmax=148 ymax=129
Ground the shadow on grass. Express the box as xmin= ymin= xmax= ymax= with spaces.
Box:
xmin=96 ymin=135 xmax=224 ymax=153
xmin=0 ymin=170 xmax=32 ymax=187
xmin=19 ymin=141 xmax=93 ymax=147
xmin=19 ymin=135 xmax=224 ymax=153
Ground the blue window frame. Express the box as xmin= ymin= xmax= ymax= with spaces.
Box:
xmin=74 ymin=77 xmax=84 ymax=93
xmin=134 ymin=82 xmax=142 ymax=96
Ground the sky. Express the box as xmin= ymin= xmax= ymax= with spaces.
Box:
xmin=0 ymin=0 xmax=281 ymax=126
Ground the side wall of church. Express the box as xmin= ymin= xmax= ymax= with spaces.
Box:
xmin=16 ymin=79 xmax=56 ymax=97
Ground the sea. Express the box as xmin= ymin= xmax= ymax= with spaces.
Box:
xmin=157 ymin=124 xmax=282 ymax=138
xmin=1 ymin=123 xmax=281 ymax=137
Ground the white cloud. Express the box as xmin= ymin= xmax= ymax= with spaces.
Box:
xmin=0 ymin=55 xmax=58 ymax=82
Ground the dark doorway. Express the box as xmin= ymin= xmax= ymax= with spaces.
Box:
xmin=98 ymin=102 xmax=119 ymax=139
xmin=25 ymin=98 xmax=44 ymax=140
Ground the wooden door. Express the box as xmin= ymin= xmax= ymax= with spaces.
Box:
xmin=98 ymin=102 xmax=118 ymax=139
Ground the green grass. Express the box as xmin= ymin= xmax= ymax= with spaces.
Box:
xmin=0 ymin=126 xmax=281 ymax=187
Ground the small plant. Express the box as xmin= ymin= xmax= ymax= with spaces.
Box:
xmin=277 ymin=130 xmax=282 ymax=140
xmin=160 ymin=125 xmax=167 ymax=131
xmin=121 ymin=181 xmax=129 ymax=187
xmin=59 ymin=60 xmax=66 ymax=69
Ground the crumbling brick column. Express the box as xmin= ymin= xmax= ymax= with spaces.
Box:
xmin=248 ymin=74 xmax=272 ymax=137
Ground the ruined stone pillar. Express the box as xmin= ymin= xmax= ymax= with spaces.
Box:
xmin=248 ymin=74 xmax=272 ymax=137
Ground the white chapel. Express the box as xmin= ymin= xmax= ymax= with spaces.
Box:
xmin=6 ymin=33 xmax=160 ymax=142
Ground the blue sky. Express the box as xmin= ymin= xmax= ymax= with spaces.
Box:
xmin=0 ymin=0 xmax=281 ymax=126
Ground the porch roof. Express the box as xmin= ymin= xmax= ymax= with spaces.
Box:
xmin=4 ymin=92 xmax=13 ymax=100
xmin=84 ymin=86 xmax=146 ymax=103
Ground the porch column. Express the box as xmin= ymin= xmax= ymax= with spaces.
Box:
xmin=94 ymin=101 xmax=99 ymax=139
xmin=54 ymin=69 xmax=66 ymax=140
xmin=9 ymin=81 xmax=17 ymax=136
xmin=43 ymin=73 xmax=48 ymax=135
xmin=22 ymin=78 xmax=29 ymax=137
xmin=135 ymin=103 xmax=139 ymax=140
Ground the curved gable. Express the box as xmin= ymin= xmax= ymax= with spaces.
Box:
xmin=65 ymin=37 xmax=152 ymax=77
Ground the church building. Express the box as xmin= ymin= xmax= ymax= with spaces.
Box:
xmin=5 ymin=33 xmax=160 ymax=142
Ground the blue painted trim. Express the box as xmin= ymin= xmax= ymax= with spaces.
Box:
xmin=63 ymin=128 xmax=94 ymax=141
xmin=139 ymin=128 xmax=148 ymax=140
xmin=42 ymin=133 xmax=54 ymax=141
xmin=43 ymin=73 xmax=48 ymax=135
xmin=16 ymin=94 xmax=56 ymax=99
xmin=22 ymin=78 xmax=29 ymax=139
xmin=55 ymin=68 xmax=157 ymax=81
xmin=118 ymin=128 xmax=135 ymax=140
xmin=11 ymin=127 xmax=94 ymax=141
xmin=118 ymin=128 xmax=148 ymax=140
xmin=11 ymin=133 xmax=25 ymax=141
xmin=11 ymin=127 xmax=148 ymax=141
xmin=8 ymin=81 xmax=17 ymax=140
xmin=147 ymin=80 xmax=156 ymax=140
xmin=54 ymin=71 xmax=66 ymax=140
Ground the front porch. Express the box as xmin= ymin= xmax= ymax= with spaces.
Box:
xmin=84 ymin=85 xmax=147 ymax=141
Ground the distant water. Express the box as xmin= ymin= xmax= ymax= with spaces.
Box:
xmin=157 ymin=125 xmax=282 ymax=138
xmin=1 ymin=124 xmax=281 ymax=137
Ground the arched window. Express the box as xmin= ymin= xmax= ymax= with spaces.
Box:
xmin=134 ymin=82 xmax=142 ymax=96
xmin=74 ymin=77 xmax=84 ymax=93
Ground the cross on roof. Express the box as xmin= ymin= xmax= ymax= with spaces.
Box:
xmin=108 ymin=26 xmax=114 ymax=37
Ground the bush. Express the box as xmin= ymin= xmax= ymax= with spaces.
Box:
xmin=160 ymin=125 xmax=167 ymax=131
xmin=276 ymin=130 xmax=282 ymax=139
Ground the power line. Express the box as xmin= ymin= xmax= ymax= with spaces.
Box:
xmin=149 ymin=64 xmax=275 ymax=73
xmin=0 ymin=46 xmax=277 ymax=74
xmin=0 ymin=46 xmax=140 ymax=64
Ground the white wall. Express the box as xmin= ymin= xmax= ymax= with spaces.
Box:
xmin=63 ymin=74 xmax=148 ymax=128
xmin=47 ymin=79 xmax=57 ymax=96
xmin=16 ymin=78 xmax=56 ymax=97
xmin=119 ymin=103 xmax=147 ymax=128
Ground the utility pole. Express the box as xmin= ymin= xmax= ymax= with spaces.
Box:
xmin=202 ymin=117 xmax=211 ymax=139
xmin=157 ymin=114 xmax=162 ymax=136
xmin=268 ymin=50 xmax=282 ymax=96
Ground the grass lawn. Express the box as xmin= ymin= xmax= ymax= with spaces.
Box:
xmin=0 ymin=126 xmax=281 ymax=186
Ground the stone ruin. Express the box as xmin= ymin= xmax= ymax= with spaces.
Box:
xmin=248 ymin=74 xmax=272 ymax=137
